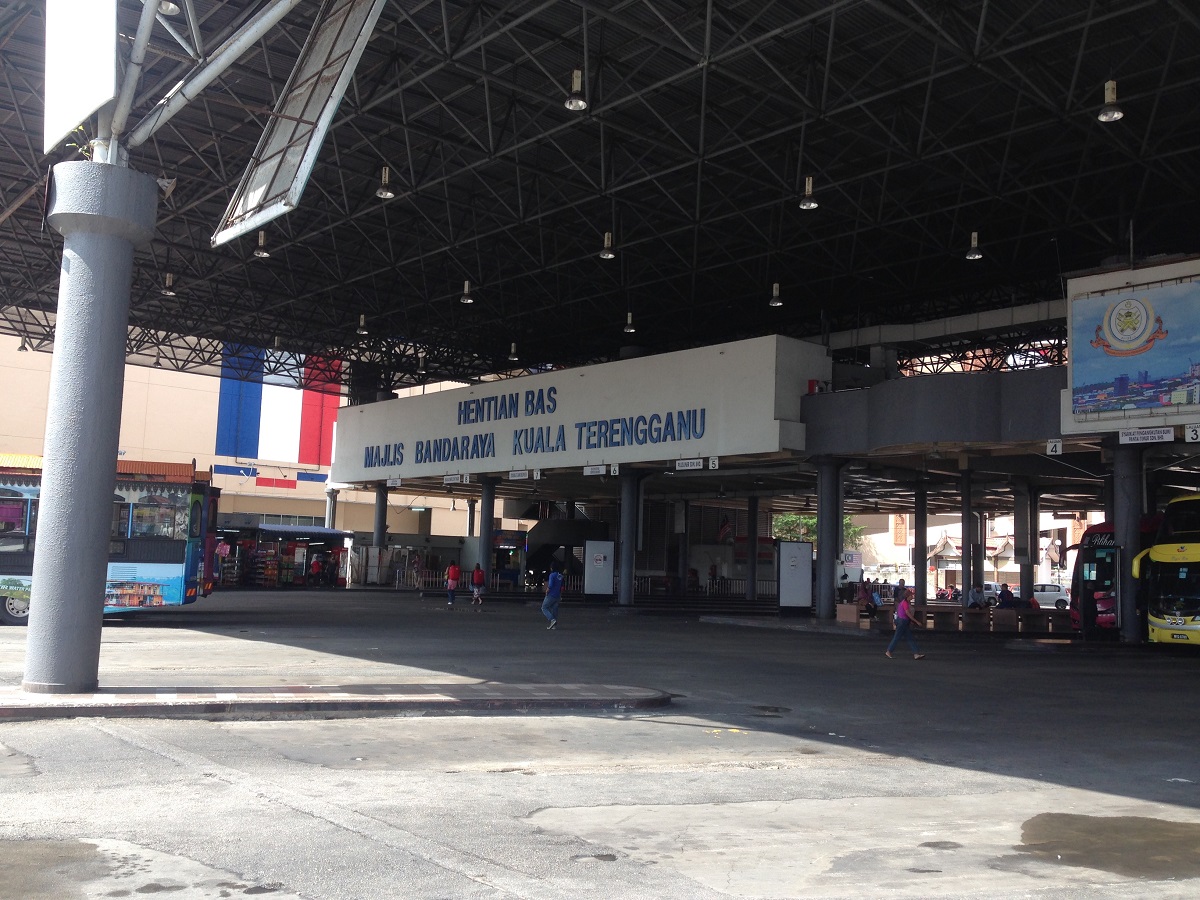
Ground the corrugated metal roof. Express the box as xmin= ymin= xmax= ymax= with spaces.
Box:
xmin=0 ymin=457 xmax=198 ymax=484
xmin=0 ymin=454 xmax=43 ymax=471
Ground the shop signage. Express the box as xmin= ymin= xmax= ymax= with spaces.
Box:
xmin=1118 ymin=427 xmax=1174 ymax=444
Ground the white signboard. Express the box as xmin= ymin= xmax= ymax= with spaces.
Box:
xmin=1118 ymin=427 xmax=1174 ymax=445
xmin=386 ymin=477 xmax=402 ymax=487
xmin=675 ymin=458 xmax=703 ymax=471
xmin=508 ymin=470 xmax=529 ymax=480
xmin=1187 ymin=425 xmax=1200 ymax=444
xmin=1046 ymin=439 xmax=1062 ymax=455
xmin=583 ymin=465 xmax=606 ymax=476
xmin=333 ymin=335 xmax=826 ymax=483
xmin=44 ymin=0 xmax=119 ymax=153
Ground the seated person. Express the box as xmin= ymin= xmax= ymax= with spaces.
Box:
xmin=967 ymin=583 xmax=986 ymax=609
xmin=996 ymin=583 xmax=1016 ymax=609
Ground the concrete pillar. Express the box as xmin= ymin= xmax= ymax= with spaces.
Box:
xmin=746 ymin=496 xmax=759 ymax=605
xmin=618 ymin=472 xmax=637 ymax=605
xmin=815 ymin=459 xmax=841 ymax=619
xmin=22 ymin=161 xmax=157 ymax=694
xmin=324 ymin=487 xmax=339 ymax=529
xmin=479 ymin=477 xmax=496 ymax=583
xmin=467 ymin=498 xmax=476 ymax=537
xmin=1021 ymin=487 xmax=1039 ymax=604
xmin=1013 ymin=483 xmax=1031 ymax=602
xmin=913 ymin=481 xmax=927 ymax=605
xmin=373 ymin=484 xmax=388 ymax=547
xmin=960 ymin=469 xmax=973 ymax=596
xmin=973 ymin=512 xmax=987 ymax=590
xmin=676 ymin=500 xmax=689 ymax=590
xmin=1113 ymin=443 xmax=1143 ymax=643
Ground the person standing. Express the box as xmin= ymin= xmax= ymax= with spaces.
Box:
xmin=471 ymin=563 xmax=486 ymax=606
xmin=541 ymin=563 xmax=563 ymax=629
xmin=446 ymin=560 xmax=461 ymax=606
xmin=885 ymin=588 xmax=925 ymax=659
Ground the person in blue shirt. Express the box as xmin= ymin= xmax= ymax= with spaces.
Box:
xmin=542 ymin=564 xmax=563 ymax=630
xmin=996 ymin=583 xmax=1016 ymax=609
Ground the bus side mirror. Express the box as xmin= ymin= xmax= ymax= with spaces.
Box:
xmin=1131 ymin=547 xmax=1151 ymax=579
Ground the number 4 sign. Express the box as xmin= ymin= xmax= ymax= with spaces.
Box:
xmin=1046 ymin=439 xmax=1062 ymax=456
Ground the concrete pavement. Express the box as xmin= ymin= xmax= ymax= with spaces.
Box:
xmin=1 ymin=588 xmax=1199 ymax=899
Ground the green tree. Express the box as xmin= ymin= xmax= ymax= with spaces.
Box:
xmin=772 ymin=514 xmax=866 ymax=552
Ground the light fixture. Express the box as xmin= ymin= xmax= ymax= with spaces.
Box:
xmin=356 ymin=313 xmax=368 ymax=335
xmin=623 ymin=311 xmax=636 ymax=334
xmin=769 ymin=282 xmax=782 ymax=307
xmin=253 ymin=230 xmax=270 ymax=258
xmin=416 ymin=351 xmax=426 ymax=375
xmin=157 ymin=1 xmax=181 ymax=14
xmin=798 ymin=175 xmax=818 ymax=210
xmin=154 ymin=355 xmax=162 ymax=368
xmin=460 ymin=280 xmax=474 ymax=304
xmin=1098 ymin=79 xmax=1124 ymax=123
xmin=17 ymin=337 xmax=28 ymax=352
xmin=508 ymin=342 xmax=519 ymax=361
xmin=965 ymin=231 xmax=983 ymax=261
xmin=599 ymin=231 xmax=615 ymax=259
xmin=564 ymin=67 xmax=587 ymax=111
xmin=375 ymin=165 xmax=395 ymax=200
xmin=160 ymin=272 xmax=176 ymax=297
xmin=274 ymin=335 xmax=281 ymax=350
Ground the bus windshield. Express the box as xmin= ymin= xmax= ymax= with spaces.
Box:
xmin=1147 ymin=563 xmax=1200 ymax=616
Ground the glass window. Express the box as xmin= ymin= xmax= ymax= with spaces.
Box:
xmin=0 ymin=499 xmax=25 ymax=535
xmin=112 ymin=503 xmax=129 ymax=539
xmin=131 ymin=504 xmax=179 ymax=538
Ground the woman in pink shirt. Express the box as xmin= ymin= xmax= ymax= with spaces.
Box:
xmin=885 ymin=589 xmax=926 ymax=659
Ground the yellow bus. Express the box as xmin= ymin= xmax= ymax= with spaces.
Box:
xmin=1133 ymin=494 xmax=1200 ymax=645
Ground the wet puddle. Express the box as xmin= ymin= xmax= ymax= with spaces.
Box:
xmin=1018 ymin=812 xmax=1200 ymax=879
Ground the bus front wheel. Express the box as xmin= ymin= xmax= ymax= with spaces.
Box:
xmin=0 ymin=595 xmax=29 ymax=626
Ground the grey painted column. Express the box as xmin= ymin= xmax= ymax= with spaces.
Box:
xmin=1113 ymin=443 xmax=1143 ymax=643
xmin=1013 ymin=483 xmax=1031 ymax=601
xmin=677 ymin=500 xmax=689 ymax=589
xmin=745 ymin=496 xmax=759 ymax=605
xmin=913 ymin=481 xmax=927 ymax=605
xmin=478 ymin=477 xmax=496 ymax=583
xmin=815 ymin=458 xmax=841 ymax=620
xmin=1021 ymin=487 xmax=1039 ymax=604
xmin=618 ymin=472 xmax=637 ymax=605
xmin=973 ymin=512 xmax=987 ymax=591
xmin=373 ymin=484 xmax=388 ymax=547
xmin=23 ymin=161 xmax=157 ymax=693
xmin=324 ymin=487 xmax=339 ymax=529
xmin=960 ymin=469 xmax=973 ymax=597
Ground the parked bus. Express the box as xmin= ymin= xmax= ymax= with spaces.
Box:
xmin=1069 ymin=516 xmax=1158 ymax=635
xmin=1133 ymin=494 xmax=1200 ymax=645
xmin=0 ymin=457 xmax=219 ymax=625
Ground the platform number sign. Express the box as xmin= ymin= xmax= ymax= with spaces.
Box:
xmin=1187 ymin=425 xmax=1200 ymax=444
xmin=1046 ymin=439 xmax=1063 ymax=456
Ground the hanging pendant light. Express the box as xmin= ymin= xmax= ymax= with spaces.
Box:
xmin=564 ymin=68 xmax=587 ymax=111
xmin=375 ymin=165 xmax=395 ymax=199
xmin=798 ymin=175 xmax=818 ymax=210
xmin=160 ymin=273 xmax=177 ymax=297
xmin=599 ymin=231 xmax=615 ymax=259
xmin=416 ymin=351 xmax=426 ymax=375
xmin=356 ymin=314 xmax=368 ymax=335
xmin=769 ymin=282 xmax=782 ymax=307
xmin=1097 ymin=79 xmax=1124 ymax=123
xmin=965 ymin=231 xmax=983 ymax=261
xmin=623 ymin=311 xmax=636 ymax=334
xmin=460 ymin=280 xmax=474 ymax=304
xmin=253 ymin=230 xmax=270 ymax=258
xmin=508 ymin=342 xmax=519 ymax=361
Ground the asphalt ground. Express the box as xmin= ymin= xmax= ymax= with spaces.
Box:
xmin=1 ymin=588 xmax=1199 ymax=899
